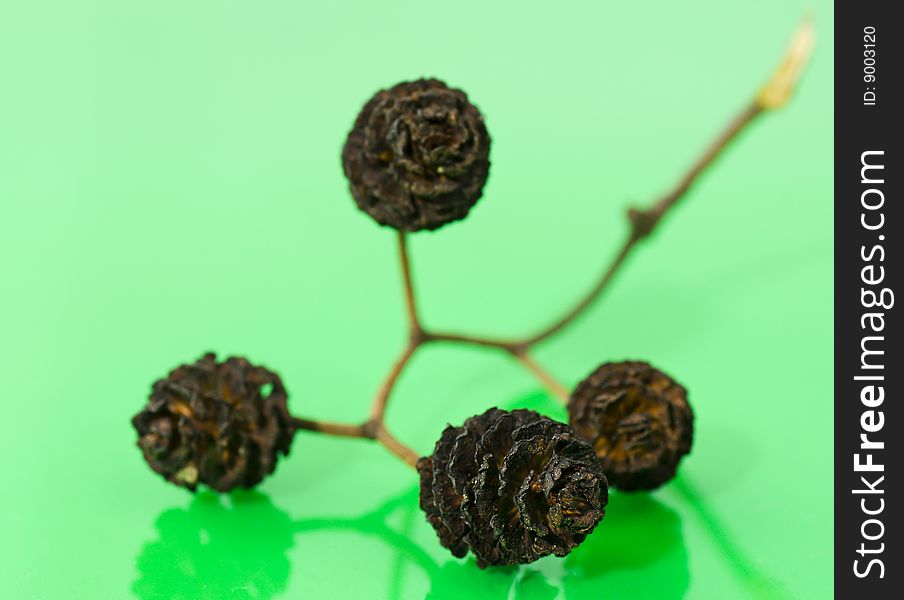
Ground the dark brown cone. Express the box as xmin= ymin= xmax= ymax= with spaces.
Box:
xmin=132 ymin=353 xmax=294 ymax=492
xmin=568 ymin=361 xmax=693 ymax=491
xmin=341 ymin=79 xmax=491 ymax=232
xmin=417 ymin=408 xmax=608 ymax=568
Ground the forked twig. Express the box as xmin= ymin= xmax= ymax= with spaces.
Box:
xmin=291 ymin=18 xmax=814 ymax=466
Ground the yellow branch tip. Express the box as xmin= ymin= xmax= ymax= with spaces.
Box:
xmin=757 ymin=16 xmax=816 ymax=110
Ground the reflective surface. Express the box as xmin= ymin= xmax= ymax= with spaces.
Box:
xmin=126 ymin=394 xmax=801 ymax=599
xmin=133 ymin=396 xmax=702 ymax=600
xmin=1 ymin=0 xmax=832 ymax=598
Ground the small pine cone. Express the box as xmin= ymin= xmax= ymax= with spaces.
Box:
xmin=568 ymin=361 xmax=693 ymax=491
xmin=132 ymin=353 xmax=294 ymax=492
xmin=341 ymin=79 xmax=491 ymax=232
xmin=417 ymin=408 xmax=608 ymax=568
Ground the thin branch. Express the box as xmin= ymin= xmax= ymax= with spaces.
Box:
xmin=417 ymin=103 xmax=763 ymax=353
xmin=524 ymin=241 xmax=635 ymax=346
xmin=509 ymin=349 xmax=570 ymax=403
xmin=425 ymin=331 xmax=574 ymax=400
xmin=291 ymin=417 xmax=368 ymax=438
xmin=525 ymin=101 xmax=763 ymax=345
xmin=524 ymin=102 xmax=763 ymax=346
xmin=372 ymin=422 xmax=420 ymax=468
xmin=397 ymin=232 xmax=421 ymax=335
xmin=370 ymin=340 xmax=419 ymax=422
xmin=424 ymin=330 xmax=518 ymax=352
xmin=431 ymin=18 xmax=814 ymax=350
xmin=287 ymin=18 xmax=814 ymax=475
xmin=291 ymin=416 xmax=419 ymax=470
xmin=293 ymin=233 xmax=425 ymax=473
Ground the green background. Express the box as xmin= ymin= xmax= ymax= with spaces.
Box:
xmin=0 ymin=0 xmax=832 ymax=598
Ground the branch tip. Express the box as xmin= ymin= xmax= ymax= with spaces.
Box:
xmin=757 ymin=16 xmax=815 ymax=110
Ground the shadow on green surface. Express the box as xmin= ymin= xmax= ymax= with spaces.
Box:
xmin=672 ymin=476 xmax=792 ymax=600
xmin=133 ymin=491 xmax=294 ymax=600
xmin=131 ymin=385 xmax=803 ymax=599
xmin=133 ymin=484 xmax=689 ymax=599
xmin=133 ymin=391 xmax=694 ymax=599
xmin=416 ymin=491 xmax=690 ymax=600
xmin=132 ymin=392 xmax=788 ymax=600
xmin=509 ymin=391 xmax=799 ymax=599
xmin=562 ymin=491 xmax=689 ymax=598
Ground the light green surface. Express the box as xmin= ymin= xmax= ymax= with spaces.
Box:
xmin=0 ymin=1 xmax=832 ymax=598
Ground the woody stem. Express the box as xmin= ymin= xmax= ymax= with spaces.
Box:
xmin=297 ymin=233 xmax=426 ymax=471
xmin=295 ymin=19 xmax=813 ymax=467
xmin=289 ymin=236 xmax=426 ymax=471
xmin=290 ymin=415 xmax=418 ymax=469
xmin=291 ymin=98 xmax=762 ymax=465
xmin=398 ymin=100 xmax=765 ymax=403
xmin=290 ymin=417 xmax=368 ymax=438
xmin=397 ymin=232 xmax=421 ymax=334
xmin=298 ymin=89 xmax=770 ymax=459
xmin=419 ymin=19 xmax=814 ymax=352
xmin=524 ymin=101 xmax=763 ymax=346
xmin=508 ymin=348 xmax=570 ymax=403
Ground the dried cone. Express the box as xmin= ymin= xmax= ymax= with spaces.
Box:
xmin=342 ymin=79 xmax=491 ymax=232
xmin=417 ymin=408 xmax=608 ymax=568
xmin=568 ymin=361 xmax=693 ymax=491
xmin=132 ymin=353 xmax=294 ymax=492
